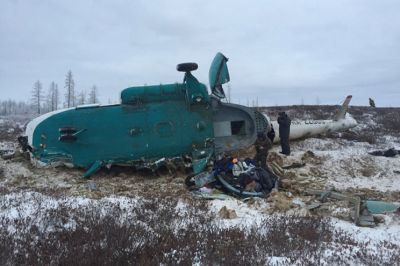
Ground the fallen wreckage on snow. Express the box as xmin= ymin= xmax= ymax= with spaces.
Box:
xmin=306 ymin=190 xmax=400 ymax=227
xmin=186 ymin=157 xmax=280 ymax=198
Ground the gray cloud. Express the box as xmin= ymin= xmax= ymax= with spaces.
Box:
xmin=1 ymin=0 xmax=400 ymax=106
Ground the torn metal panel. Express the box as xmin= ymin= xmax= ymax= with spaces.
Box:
xmin=365 ymin=200 xmax=400 ymax=214
xmin=305 ymin=190 xmax=381 ymax=227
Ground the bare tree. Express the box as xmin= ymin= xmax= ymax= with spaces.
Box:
xmin=31 ymin=80 xmax=43 ymax=114
xmin=47 ymin=82 xmax=59 ymax=112
xmin=54 ymin=83 xmax=59 ymax=110
xmin=64 ymin=70 xmax=75 ymax=107
xmin=88 ymin=85 xmax=99 ymax=104
xmin=77 ymin=90 xmax=86 ymax=105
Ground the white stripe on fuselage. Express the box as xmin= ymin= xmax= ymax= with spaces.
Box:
xmin=270 ymin=113 xmax=357 ymax=143
xmin=26 ymin=108 xmax=75 ymax=146
xmin=25 ymin=104 xmax=118 ymax=146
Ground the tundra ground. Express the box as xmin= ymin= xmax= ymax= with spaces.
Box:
xmin=0 ymin=106 xmax=399 ymax=265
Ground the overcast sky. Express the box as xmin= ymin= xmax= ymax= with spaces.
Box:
xmin=1 ymin=0 xmax=400 ymax=106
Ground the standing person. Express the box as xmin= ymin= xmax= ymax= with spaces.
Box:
xmin=277 ymin=112 xmax=291 ymax=155
xmin=254 ymin=132 xmax=272 ymax=169
xmin=369 ymin=98 xmax=376 ymax=107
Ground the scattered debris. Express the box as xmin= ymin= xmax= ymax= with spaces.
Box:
xmin=369 ymin=148 xmax=399 ymax=157
xmin=86 ymin=181 xmax=98 ymax=191
xmin=186 ymin=156 xmax=279 ymax=198
xmin=0 ymin=142 xmax=15 ymax=160
xmin=218 ymin=206 xmax=237 ymax=219
xmin=269 ymin=161 xmax=285 ymax=176
xmin=191 ymin=189 xmax=233 ymax=200
xmin=305 ymin=202 xmax=322 ymax=210
xmin=278 ymin=173 xmax=326 ymax=193
xmin=186 ymin=171 xmax=216 ymax=189
xmin=267 ymin=191 xmax=299 ymax=212
xmin=301 ymin=151 xmax=322 ymax=164
xmin=268 ymin=151 xmax=284 ymax=166
xmin=216 ymin=165 xmax=278 ymax=197
xmin=304 ymin=190 xmax=400 ymax=227
xmin=0 ymin=151 xmax=14 ymax=160
xmin=365 ymin=200 xmax=400 ymax=214
xmin=282 ymin=162 xmax=306 ymax=169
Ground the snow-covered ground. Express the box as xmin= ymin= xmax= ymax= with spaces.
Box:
xmin=0 ymin=190 xmax=399 ymax=265
xmin=287 ymin=138 xmax=400 ymax=192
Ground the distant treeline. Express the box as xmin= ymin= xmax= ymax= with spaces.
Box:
xmin=0 ymin=100 xmax=32 ymax=116
xmin=1 ymin=70 xmax=100 ymax=116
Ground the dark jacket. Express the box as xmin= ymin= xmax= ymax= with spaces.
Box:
xmin=277 ymin=113 xmax=291 ymax=138
xmin=277 ymin=113 xmax=291 ymax=155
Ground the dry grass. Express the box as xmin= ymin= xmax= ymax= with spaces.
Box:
xmin=0 ymin=193 xmax=399 ymax=265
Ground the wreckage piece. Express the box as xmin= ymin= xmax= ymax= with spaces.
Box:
xmin=186 ymin=170 xmax=217 ymax=189
xmin=216 ymin=174 xmax=265 ymax=198
xmin=186 ymin=165 xmax=278 ymax=198
xmin=0 ymin=148 xmax=15 ymax=160
xmin=0 ymin=142 xmax=16 ymax=160
xmin=282 ymin=162 xmax=306 ymax=170
xmin=368 ymin=148 xmax=399 ymax=157
xmin=269 ymin=161 xmax=284 ymax=176
xmin=84 ymin=160 xmax=103 ymax=178
xmin=305 ymin=190 xmax=376 ymax=227
xmin=191 ymin=190 xmax=234 ymax=200
xmin=22 ymin=52 xmax=269 ymax=177
xmin=216 ymin=168 xmax=279 ymax=198
xmin=364 ymin=200 xmax=400 ymax=214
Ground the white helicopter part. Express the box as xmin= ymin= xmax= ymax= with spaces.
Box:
xmin=264 ymin=95 xmax=357 ymax=143
xmin=270 ymin=113 xmax=357 ymax=143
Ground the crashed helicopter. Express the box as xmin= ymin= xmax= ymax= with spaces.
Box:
xmin=20 ymin=52 xmax=357 ymax=177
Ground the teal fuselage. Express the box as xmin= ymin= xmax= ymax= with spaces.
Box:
xmin=29 ymin=74 xmax=214 ymax=173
